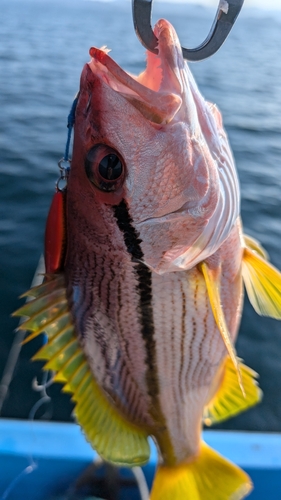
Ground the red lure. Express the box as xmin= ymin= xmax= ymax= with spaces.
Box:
xmin=44 ymin=189 xmax=66 ymax=274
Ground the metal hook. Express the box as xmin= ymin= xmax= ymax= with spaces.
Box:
xmin=132 ymin=0 xmax=244 ymax=62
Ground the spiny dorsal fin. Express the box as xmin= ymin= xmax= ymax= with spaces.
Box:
xmin=198 ymin=262 xmax=245 ymax=396
xmin=204 ymin=355 xmax=262 ymax=426
xmin=14 ymin=274 xmax=150 ymax=467
xmin=242 ymin=246 xmax=281 ymax=319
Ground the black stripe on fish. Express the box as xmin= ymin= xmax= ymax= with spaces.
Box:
xmin=179 ymin=282 xmax=186 ymax=400
xmin=113 ymin=200 xmax=159 ymax=399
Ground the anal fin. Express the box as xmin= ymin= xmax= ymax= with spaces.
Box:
xmin=204 ymin=355 xmax=262 ymax=426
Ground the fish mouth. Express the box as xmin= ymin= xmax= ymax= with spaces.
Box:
xmin=88 ymin=19 xmax=184 ymax=124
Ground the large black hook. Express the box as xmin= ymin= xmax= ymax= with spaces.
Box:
xmin=132 ymin=0 xmax=244 ymax=62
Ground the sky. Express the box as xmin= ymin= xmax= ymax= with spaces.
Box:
xmin=195 ymin=0 xmax=281 ymax=7
xmin=96 ymin=0 xmax=281 ymax=10
xmin=126 ymin=0 xmax=281 ymax=9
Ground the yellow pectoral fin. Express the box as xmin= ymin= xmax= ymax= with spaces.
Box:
xmin=204 ymin=356 xmax=262 ymax=426
xmin=243 ymin=234 xmax=269 ymax=260
xmin=15 ymin=274 xmax=150 ymax=467
xmin=242 ymin=246 xmax=281 ymax=319
xmin=150 ymin=441 xmax=252 ymax=500
xmin=199 ymin=262 xmax=244 ymax=395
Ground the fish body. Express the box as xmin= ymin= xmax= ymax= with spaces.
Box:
xmin=15 ymin=18 xmax=281 ymax=500
xmin=66 ymin=18 xmax=243 ymax=460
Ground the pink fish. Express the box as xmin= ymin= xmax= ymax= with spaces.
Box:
xmin=15 ymin=18 xmax=281 ymax=500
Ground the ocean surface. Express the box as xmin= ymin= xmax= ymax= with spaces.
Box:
xmin=0 ymin=0 xmax=281 ymax=431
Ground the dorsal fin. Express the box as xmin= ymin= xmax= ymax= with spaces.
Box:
xmin=198 ymin=262 xmax=245 ymax=396
xmin=13 ymin=274 xmax=150 ymax=467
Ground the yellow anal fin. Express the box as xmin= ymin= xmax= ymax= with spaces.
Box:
xmin=32 ymin=324 xmax=75 ymax=361
xmin=242 ymin=246 xmax=281 ymax=319
xmin=199 ymin=262 xmax=244 ymax=396
xmin=54 ymin=350 xmax=85 ymax=385
xmin=62 ymin=360 xmax=88 ymax=393
xmin=204 ymin=355 xmax=262 ymax=426
xmin=18 ymin=301 xmax=68 ymax=334
xmin=15 ymin=273 xmax=150 ymax=468
xmin=13 ymin=288 xmax=66 ymax=319
xmin=19 ymin=274 xmax=65 ymax=299
xmin=150 ymin=441 xmax=252 ymax=500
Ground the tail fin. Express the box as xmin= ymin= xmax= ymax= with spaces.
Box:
xmin=150 ymin=441 xmax=252 ymax=500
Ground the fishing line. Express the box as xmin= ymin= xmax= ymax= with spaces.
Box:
xmin=0 ymin=462 xmax=37 ymax=500
xmin=0 ymin=384 xmax=52 ymax=500
xmin=132 ymin=467 xmax=150 ymax=500
xmin=64 ymin=92 xmax=79 ymax=162
xmin=56 ymin=92 xmax=79 ymax=191
xmin=0 ymin=255 xmax=45 ymax=414
xmin=29 ymin=370 xmax=53 ymax=421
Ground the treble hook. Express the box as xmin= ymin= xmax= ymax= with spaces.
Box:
xmin=132 ymin=0 xmax=244 ymax=62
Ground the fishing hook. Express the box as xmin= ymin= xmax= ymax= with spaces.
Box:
xmin=132 ymin=0 xmax=244 ymax=61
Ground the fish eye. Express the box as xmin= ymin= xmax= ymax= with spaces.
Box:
xmin=85 ymin=144 xmax=124 ymax=192
xmin=98 ymin=154 xmax=122 ymax=181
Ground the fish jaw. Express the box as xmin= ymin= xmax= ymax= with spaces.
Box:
xmin=84 ymin=18 xmax=240 ymax=274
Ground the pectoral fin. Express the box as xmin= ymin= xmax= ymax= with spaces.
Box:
xmin=199 ymin=262 xmax=244 ymax=395
xmin=204 ymin=355 xmax=262 ymax=426
xmin=242 ymin=245 xmax=281 ymax=319
xmin=243 ymin=234 xmax=269 ymax=260
xmin=14 ymin=275 xmax=150 ymax=467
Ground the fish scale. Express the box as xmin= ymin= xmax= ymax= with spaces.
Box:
xmin=66 ymin=215 xmax=156 ymax=425
xmin=151 ymin=265 xmax=226 ymax=461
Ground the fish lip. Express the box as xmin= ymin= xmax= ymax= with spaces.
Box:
xmin=88 ymin=19 xmax=184 ymax=123
xmin=153 ymin=18 xmax=185 ymax=91
xmin=89 ymin=18 xmax=184 ymax=94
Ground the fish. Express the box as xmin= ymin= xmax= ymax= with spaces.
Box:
xmin=14 ymin=18 xmax=281 ymax=500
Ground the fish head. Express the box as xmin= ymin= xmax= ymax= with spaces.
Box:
xmin=69 ymin=19 xmax=239 ymax=273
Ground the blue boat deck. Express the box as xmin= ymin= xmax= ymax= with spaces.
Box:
xmin=0 ymin=419 xmax=280 ymax=499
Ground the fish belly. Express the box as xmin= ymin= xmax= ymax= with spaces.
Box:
xmin=150 ymin=221 xmax=244 ymax=463
xmin=66 ymin=204 xmax=243 ymax=463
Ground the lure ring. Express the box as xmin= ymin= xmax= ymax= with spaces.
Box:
xmin=56 ymin=158 xmax=71 ymax=192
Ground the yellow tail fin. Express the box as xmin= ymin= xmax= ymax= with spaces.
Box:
xmin=150 ymin=441 xmax=252 ymax=500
